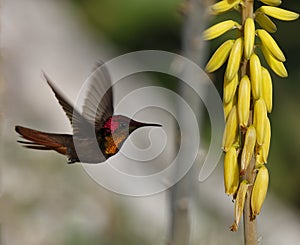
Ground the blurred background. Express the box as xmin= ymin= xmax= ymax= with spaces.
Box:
xmin=1 ymin=0 xmax=300 ymax=244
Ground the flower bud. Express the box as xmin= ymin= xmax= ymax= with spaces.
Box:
xmin=238 ymin=75 xmax=251 ymax=127
xmin=250 ymin=54 xmax=262 ymax=100
xmin=253 ymin=99 xmax=267 ymax=145
xmin=222 ymin=106 xmax=239 ymax=152
xmin=224 ymin=147 xmax=240 ymax=195
xmin=251 ymin=165 xmax=269 ymax=217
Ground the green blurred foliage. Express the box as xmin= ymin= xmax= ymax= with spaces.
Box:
xmin=70 ymin=0 xmax=182 ymax=51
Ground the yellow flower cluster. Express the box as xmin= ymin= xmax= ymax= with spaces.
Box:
xmin=203 ymin=0 xmax=298 ymax=231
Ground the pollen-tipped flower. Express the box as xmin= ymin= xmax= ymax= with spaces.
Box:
xmin=204 ymin=0 xmax=298 ymax=232
xmin=230 ymin=180 xmax=249 ymax=232
xmin=251 ymin=165 xmax=269 ymax=217
xmin=241 ymin=126 xmax=256 ymax=173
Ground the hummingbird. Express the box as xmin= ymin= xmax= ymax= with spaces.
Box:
xmin=15 ymin=63 xmax=161 ymax=163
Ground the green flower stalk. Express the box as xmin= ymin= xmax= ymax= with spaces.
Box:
xmin=203 ymin=0 xmax=299 ymax=242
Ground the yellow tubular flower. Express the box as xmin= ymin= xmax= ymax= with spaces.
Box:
xmin=203 ymin=20 xmax=240 ymax=40
xmin=204 ymin=0 xmax=297 ymax=229
xmin=224 ymin=74 xmax=239 ymax=104
xmin=224 ymin=147 xmax=240 ymax=195
xmin=250 ymin=54 xmax=262 ymax=100
xmin=262 ymin=117 xmax=271 ymax=163
xmin=255 ymin=13 xmax=277 ymax=33
xmin=257 ymin=6 xmax=299 ymax=21
xmin=251 ymin=165 xmax=269 ymax=217
xmin=244 ymin=18 xmax=255 ymax=60
xmin=225 ymin=37 xmax=244 ymax=81
xmin=224 ymin=94 xmax=236 ymax=119
xmin=257 ymin=29 xmax=285 ymax=62
xmin=241 ymin=126 xmax=256 ymax=173
xmin=237 ymin=75 xmax=251 ymax=127
xmin=260 ymin=0 xmax=281 ymax=6
xmin=256 ymin=147 xmax=265 ymax=166
xmin=261 ymin=66 xmax=273 ymax=113
xmin=253 ymin=99 xmax=267 ymax=145
xmin=261 ymin=45 xmax=288 ymax=77
xmin=222 ymin=105 xmax=238 ymax=152
xmin=206 ymin=39 xmax=235 ymax=73
xmin=230 ymin=180 xmax=249 ymax=232
xmin=210 ymin=0 xmax=241 ymax=15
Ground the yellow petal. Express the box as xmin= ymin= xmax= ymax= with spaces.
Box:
xmin=262 ymin=117 xmax=271 ymax=163
xmin=257 ymin=29 xmax=285 ymax=62
xmin=230 ymin=180 xmax=249 ymax=231
xmin=251 ymin=165 xmax=269 ymax=217
xmin=210 ymin=0 xmax=242 ymax=15
xmin=261 ymin=45 xmax=288 ymax=77
xmin=255 ymin=13 xmax=277 ymax=33
xmin=225 ymin=37 xmax=244 ymax=81
xmin=222 ymin=105 xmax=239 ymax=152
xmin=257 ymin=6 xmax=299 ymax=21
xmin=253 ymin=99 xmax=267 ymax=145
xmin=203 ymin=20 xmax=240 ymax=40
xmin=237 ymin=75 xmax=251 ymax=127
xmin=206 ymin=39 xmax=235 ymax=73
xmin=241 ymin=126 xmax=256 ymax=173
xmin=244 ymin=18 xmax=255 ymax=60
xmin=260 ymin=0 xmax=281 ymax=6
xmin=224 ymin=147 xmax=240 ymax=195
xmin=224 ymin=73 xmax=239 ymax=104
xmin=250 ymin=54 xmax=262 ymax=100
xmin=224 ymin=94 xmax=237 ymax=119
xmin=261 ymin=66 xmax=273 ymax=113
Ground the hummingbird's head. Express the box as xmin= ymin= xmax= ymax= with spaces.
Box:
xmin=103 ymin=115 xmax=161 ymax=135
xmin=100 ymin=115 xmax=161 ymax=158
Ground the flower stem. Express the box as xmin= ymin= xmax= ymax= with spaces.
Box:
xmin=241 ymin=1 xmax=258 ymax=244
xmin=243 ymin=157 xmax=257 ymax=245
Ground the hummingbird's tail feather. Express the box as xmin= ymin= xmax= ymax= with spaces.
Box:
xmin=15 ymin=126 xmax=72 ymax=155
xmin=17 ymin=140 xmax=52 ymax=150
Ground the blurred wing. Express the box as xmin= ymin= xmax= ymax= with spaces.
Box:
xmin=82 ymin=62 xmax=114 ymax=130
xmin=43 ymin=73 xmax=93 ymax=136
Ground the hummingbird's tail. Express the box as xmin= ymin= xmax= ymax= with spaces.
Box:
xmin=15 ymin=125 xmax=73 ymax=155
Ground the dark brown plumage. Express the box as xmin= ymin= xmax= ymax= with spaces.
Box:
xmin=15 ymin=63 xmax=161 ymax=163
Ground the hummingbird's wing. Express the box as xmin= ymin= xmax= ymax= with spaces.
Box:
xmin=81 ymin=62 xmax=114 ymax=131
xmin=43 ymin=73 xmax=94 ymax=136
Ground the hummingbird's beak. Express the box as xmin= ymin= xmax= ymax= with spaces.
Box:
xmin=129 ymin=119 xmax=162 ymax=133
